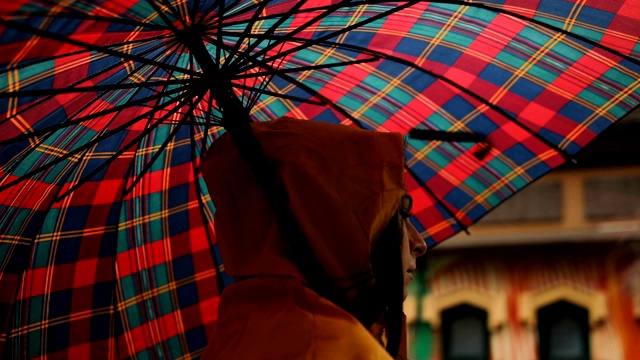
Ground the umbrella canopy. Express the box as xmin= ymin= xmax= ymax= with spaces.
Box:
xmin=1 ymin=0 xmax=639 ymax=358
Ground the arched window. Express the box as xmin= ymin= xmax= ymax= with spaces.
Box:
xmin=537 ymin=301 xmax=590 ymax=360
xmin=441 ymin=304 xmax=489 ymax=360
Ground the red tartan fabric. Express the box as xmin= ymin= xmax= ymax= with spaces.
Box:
xmin=0 ymin=1 xmax=638 ymax=358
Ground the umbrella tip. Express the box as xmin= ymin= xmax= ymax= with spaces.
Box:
xmin=472 ymin=142 xmax=491 ymax=160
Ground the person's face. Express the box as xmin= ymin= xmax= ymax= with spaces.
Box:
xmin=401 ymin=217 xmax=427 ymax=300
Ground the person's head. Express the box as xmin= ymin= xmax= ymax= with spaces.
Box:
xmin=366 ymin=192 xmax=427 ymax=355
xmin=399 ymin=194 xmax=428 ymax=299
xmin=202 ymin=117 xmax=424 ymax=356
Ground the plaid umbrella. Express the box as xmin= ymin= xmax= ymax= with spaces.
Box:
xmin=1 ymin=0 xmax=639 ymax=358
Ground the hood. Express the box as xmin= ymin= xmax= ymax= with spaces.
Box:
xmin=201 ymin=117 xmax=405 ymax=300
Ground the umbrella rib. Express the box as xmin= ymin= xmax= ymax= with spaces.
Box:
xmin=213 ymin=0 xmax=278 ymax=23
xmin=209 ymin=33 xmax=349 ymax=108
xmin=189 ymin=0 xmax=201 ymax=24
xmin=0 ymin=46 xmax=184 ymax=180
xmin=8 ymin=11 xmax=169 ymax=30
xmin=0 ymin=141 xmax=97 ymax=341
xmin=0 ymin=91 xmax=191 ymax=193
xmin=54 ymin=91 xmax=196 ymax=200
xmin=202 ymin=33 xmax=336 ymax=110
xmin=121 ymin=57 xmax=208 ymax=196
xmin=240 ymin=50 xmax=367 ymax=128
xmin=212 ymin=0 xmax=302 ymax=26
xmin=223 ymin=0 xmax=269 ymax=71
xmin=0 ymin=34 xmax=184 ymax=130
xmin=122 ymin=93 xmax=205 ymax=196
xmin=0 ymin=84 xmax=185 ymax=147
xmin=225 ymin=0 xmax=308 ymax=70
xmin=247 ymin=47 xmax=289 ymax=110
xmin=232 ymin=82 xmax=326 ymax=106
xmin=55 ymin=43 xmax=195 ymax=198
xmin=237 ymin=1 xmax=419 ymax=73
xmin=164 ymin=119 xmax=217 ymax=126
xmin=0 ymin=18 xmax=200 ymax=77
xmin=233 ymin=40 xmax=479 ymax=135
xmin=314 ymin=40 xmax=575 ymax=160
xmin=207 ymin=0 xmax=256 ymax=66
xmin=408 ymin=129 xmax=487 ymax=144
xmin=271 ymin=70 xmax=368 ymax=129
xmin=406 ymin=165 xmax=470 ymax=234
xmin=219 ymin=0 xmax=392 ymax=28
xmin=214 ymin=0 xmax=225 ymax=64
xmin=108 ymin=183 xmax=128 ymax=360
xmin=251 ymin=34 xmax=295 ymax=109
xmin=0 ymin=79 xmax=191 ymax=98
xmin=248 ymin=74 xmax=277 ymax=110
xmin=0 ymin=57 xmax=146 ymax=130
xmin=187 ymin=99 xmax=226 ymax=295
xmin=0 ymin=34 xmax=186 ymax=131
xmin=198 ymin=33 xmax=267 ymax=107
xmin=198 ymin=89 xmax=217 ymax=157
xmin=202 ymin=0 xmax=224 ymax=21
xmin=184 ymin=48 xmax=219 ymax=158
xmin=0 ymin=34 xmax=174 ymax=76
xmin=142 ymin=0 xmax=181 ymax=32
xmin=159 ymin=0 xmax=189 ymax=29
xmin=433 ymin=0 xmax=640 ymax=67
xmin=226 ymin=0 xmax=271 ymax=107
xmin=234 ymin=56 xmax=380 ymax=79
xmin=215 ymin=0 xmax=246 ymax=18
xmin=207 ymin=0 xmax=269 ymax=65
xmin=0 ymin=85 xmax=188 ymax=147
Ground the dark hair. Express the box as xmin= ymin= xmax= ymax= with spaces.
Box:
xmin=368 ymin=206 xmax=407 ymax=357
xmin=342 ymin=195 xmax=411 ymax=357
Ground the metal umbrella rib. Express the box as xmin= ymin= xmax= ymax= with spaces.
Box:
xmin=236 ymin=1 xmax=420 ymax=71
xmin=0 ymin=18 xmax=200 ymax=77
xmin=7 ymin=11 xmax=170 ymax=30
xmin=434 ymin=0 xmax=640 ymax=67
xmin=0 ymin=80 xmax=193 ymax=98
xmin=0 ymin=89 xmax=193 ymax=194
xmin=213 ymin=30 xmax=577 ymax=162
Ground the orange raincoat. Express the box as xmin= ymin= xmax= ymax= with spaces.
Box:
xmin=201 ymin=118 xmax=407 ymax=359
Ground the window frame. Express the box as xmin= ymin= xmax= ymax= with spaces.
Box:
xmin=441 ymin=304 xmax=490 ymax=360
xmin=537 ymin=301 xmax=591 ymax=360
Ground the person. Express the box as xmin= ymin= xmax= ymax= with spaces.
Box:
xmin=200 ymin=117 xmax=427 ymax=359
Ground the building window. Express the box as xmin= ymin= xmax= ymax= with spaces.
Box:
xmin=537 ymin=301 xmax=590 ymax=360
xmin=481 ymin=182 xmax=562 ymax=224
xmin=585 ymin=176 xmax=640 ymax=219
xmin=441 ymin=304 xmax=489 ymax=360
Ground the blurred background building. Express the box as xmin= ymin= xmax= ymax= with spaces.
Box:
xmin=406 ymin=109 xmax=640 ymax=360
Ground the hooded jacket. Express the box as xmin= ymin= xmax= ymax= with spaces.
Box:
xmin=200 ymin=118 xmax=406 ymax=359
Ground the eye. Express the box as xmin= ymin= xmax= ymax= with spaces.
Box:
xmin=399 ymin=194 xmax=413 ymax=219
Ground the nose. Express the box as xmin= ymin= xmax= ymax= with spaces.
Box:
xmin=406 ymin=219 xmax=427 ymax=256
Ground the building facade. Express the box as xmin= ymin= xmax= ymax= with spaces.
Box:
xmin=406 ymin=161 xmax=640 ymax=359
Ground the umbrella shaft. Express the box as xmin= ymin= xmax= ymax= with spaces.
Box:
xmin=180 ymin=28 xmax=344 ymax=308
xmin=178 ymin=29 xmax=248 ymax=124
